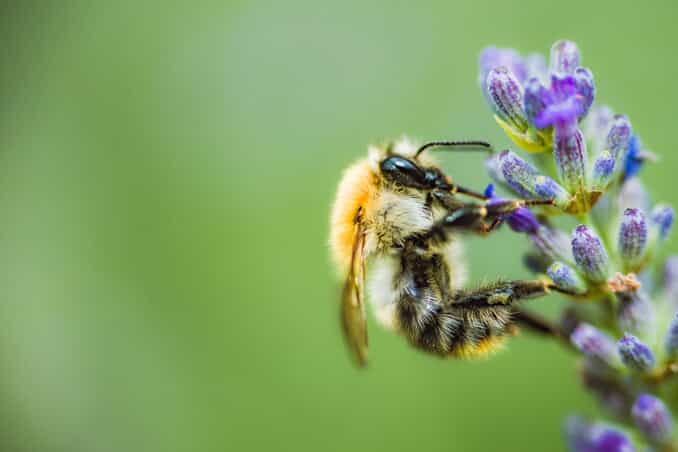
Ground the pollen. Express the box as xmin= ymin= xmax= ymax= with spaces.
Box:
xmin=451 ymin=336 xmax=507 ymax=359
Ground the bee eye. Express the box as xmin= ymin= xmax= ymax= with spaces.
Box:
xmin=380 ymin=157 xmax=428 ymax=188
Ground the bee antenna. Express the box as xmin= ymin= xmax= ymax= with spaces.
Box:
xmin=414 ymin=141 xmax=494 ymax=158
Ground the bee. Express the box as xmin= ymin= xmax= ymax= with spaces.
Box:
xmin=330 ymin=137 xmax=569 ymax=366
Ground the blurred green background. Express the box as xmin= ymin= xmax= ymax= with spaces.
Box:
xmin=1 ymin=1 xmax=677 ymax=451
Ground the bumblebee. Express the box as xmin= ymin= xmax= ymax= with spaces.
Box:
xmin=330 ymin=137 xmax=568 ymax=366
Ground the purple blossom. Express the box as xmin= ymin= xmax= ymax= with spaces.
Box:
xmin=486 ymin=67 xmax=528 ymax=131
xmin=531 ymin=226 xmax=573 ymax=264
xmin=506 ymin=207 xmax=540 ymax=233
xmin=585 ymin=105 xmax=615 ymax=153
xmin=623 ymin=136 xmax=650 ymax=181
xmin=571 ymin=225 xmax=610 ymax=283
xmin=665 ymin=314 xmax=678 ymax=358
xmin=574 ymin=68 xmax=595 ymax=118
xmin=591 ymin=150 xmax=616 ymax=191
xmin=663 ymin=256 xmax=678 ymax=297
xmin=550 ymin=40 xmax=580 ymax=75
xmin=554 ymin=126 xmax=587 ymax=192
xmin=650 ymin=204 xmax=674 ymax=240
xmin=618 ymin=208 xmax=648 ymax=270
xmin=618 ymin=334 xmax=655 ymax=372
xmin=606 ymin=115 xmax=633 ymax=160
xmin=588 ymin=427 xmax=635 ymax=452
xmin=547 ymin=262 xmax=586 ymax=294
xmin=526 ymin=74 xmax=590 ymax=130
xmin=571 ymin=323 xmax=618 ymax=366
xmin=632 ymin=394 xmax=673 ymax=444
xmin=483 ymin=184 xmax=540 ymax=234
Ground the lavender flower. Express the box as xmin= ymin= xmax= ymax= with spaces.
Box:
xmin=479 ymin=39 xmax=677 ymax=452
xmin=484 ymin=184 xmax=540 ymax=234
xmin=498 ymin=150 xmax=569 ymax=207
xmin=506 ymin=207 xmax=540 ymax=233
xmin=564 ymin=416 xmax=593 ymax=452
xmin=529 ymin=74 xmax=588 ymax=130
xmin=618 ymin=334 xmax=655 ymax=372
xmin=590 ymin=150 xmax=616 ymax=192
xmin=571 ymin=225 xmax=610 ymax=283
xmin=650 ymin=204 xmax=674 ymax=240
xmin=663 ymin=256 xmax=678 ymax=299
xmin=566 ymin=420 xmax=636 ymax=452
xmin=571 ymin=323 xmax=618 ymax=366
xmin=548 ymin=262 xmax=586 ymax=294
xmin=665 ymin=314 xmax=678 ymax=358
xmin=632 ymin=394 xmax=673 ymax=444
xmin=618 ymin=208 xmax=648 ymax=271
xmin=550 ymin=40 xmax=580 ymax=75
xmin=585 ymin=105 xmax=615 ymax=154
xmin=554 ymin=126 xmax=587 ymax=193
xmin=623 ymin=136 xmax=653 ymax=181
xmin=531 ymin=225 xmax=574 ymax=264
xmin=588 ymin=427 xmax=635 ymax=452
xmin=486 ymin=67 xmax=529 ymax=132
xmin=574 ymin=68 xmax=595 ymax=118
xmin=606 ymin=115 xmax=633 ymax=160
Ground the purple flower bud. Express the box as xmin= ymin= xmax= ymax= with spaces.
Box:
xmin=651 ymin=204 xmax=674 ymax=241
xmin=550 ymin=40 xmax=580 ymax=75
xmin=663 ymin=256 xmax=678 ymax=296
xmin=498 ymin=151 xmax=569 ymax=208
xmin=531 ymin=226 xmax=573 ymax=264
xmin=523 ymin=77 xmax=546 ymax=126
xmin=618 ymin=334 xmax=655 ymax=372
xmin=606 ymin=115 xmax=632 ymax=160
xmin=618 ymin=177 xmax=649 ymax=212
xmin=533 ymin=74 xmax=585 ymax=129
xmin=617 ymin=292 xmax=654 ymax=336
xmin=553 ymin=126 xmax=587 ymax=192
xmin=484 ymin=154 xmax=507 ymax=187
xmin=564 ymin=416 xmax=593 ymax=452
xmin=506 ymin=207 xmax=540 ymax=234
xmin=498 ymin=150 xmax=537 ymax=198
xmin=589 ymin=427 xmax=635 ymax=452
xmin=534 ymin=176 xmax=570 ymax=209
xmin=486 ymin=67 xmax=528 ymax=132
xmin=623 ymin=135 xmax=647 ymax=181
xmin=585 ymin=105 xmax=615 ymax=153
xmin=479 ymin=47 xmax=527 ymax=86
xmin=548 ymin=262 xmax=587 ymax=294
xmin=571 ymin=323 xmax=618 ymax=366
xmin=618 ymin=208 xmax=648 ymax=270
xmin=665 ymin=314 xmax=678 ymax=358
xmin=571 ymin=225 xmax=610 ymax=283
xmin=632 ymin=394 xmax=673 ymax=444
xmin=574 ymin=67 xmax=595 ymax=118
xmin=591 ymin=150 xmax=616 ymax=191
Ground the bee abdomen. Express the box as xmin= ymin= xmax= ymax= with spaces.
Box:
xmin=396 ymin=288 xmax=513 ymax=357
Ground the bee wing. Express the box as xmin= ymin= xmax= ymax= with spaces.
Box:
xmin=341 ymin=223 xmax=368 ymax=367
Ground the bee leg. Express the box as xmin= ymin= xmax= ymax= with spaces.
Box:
xmin=398 ymin=279 xmax=559 ymax=357
xmin=450 ymin=279 xmax=552 ymax=306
